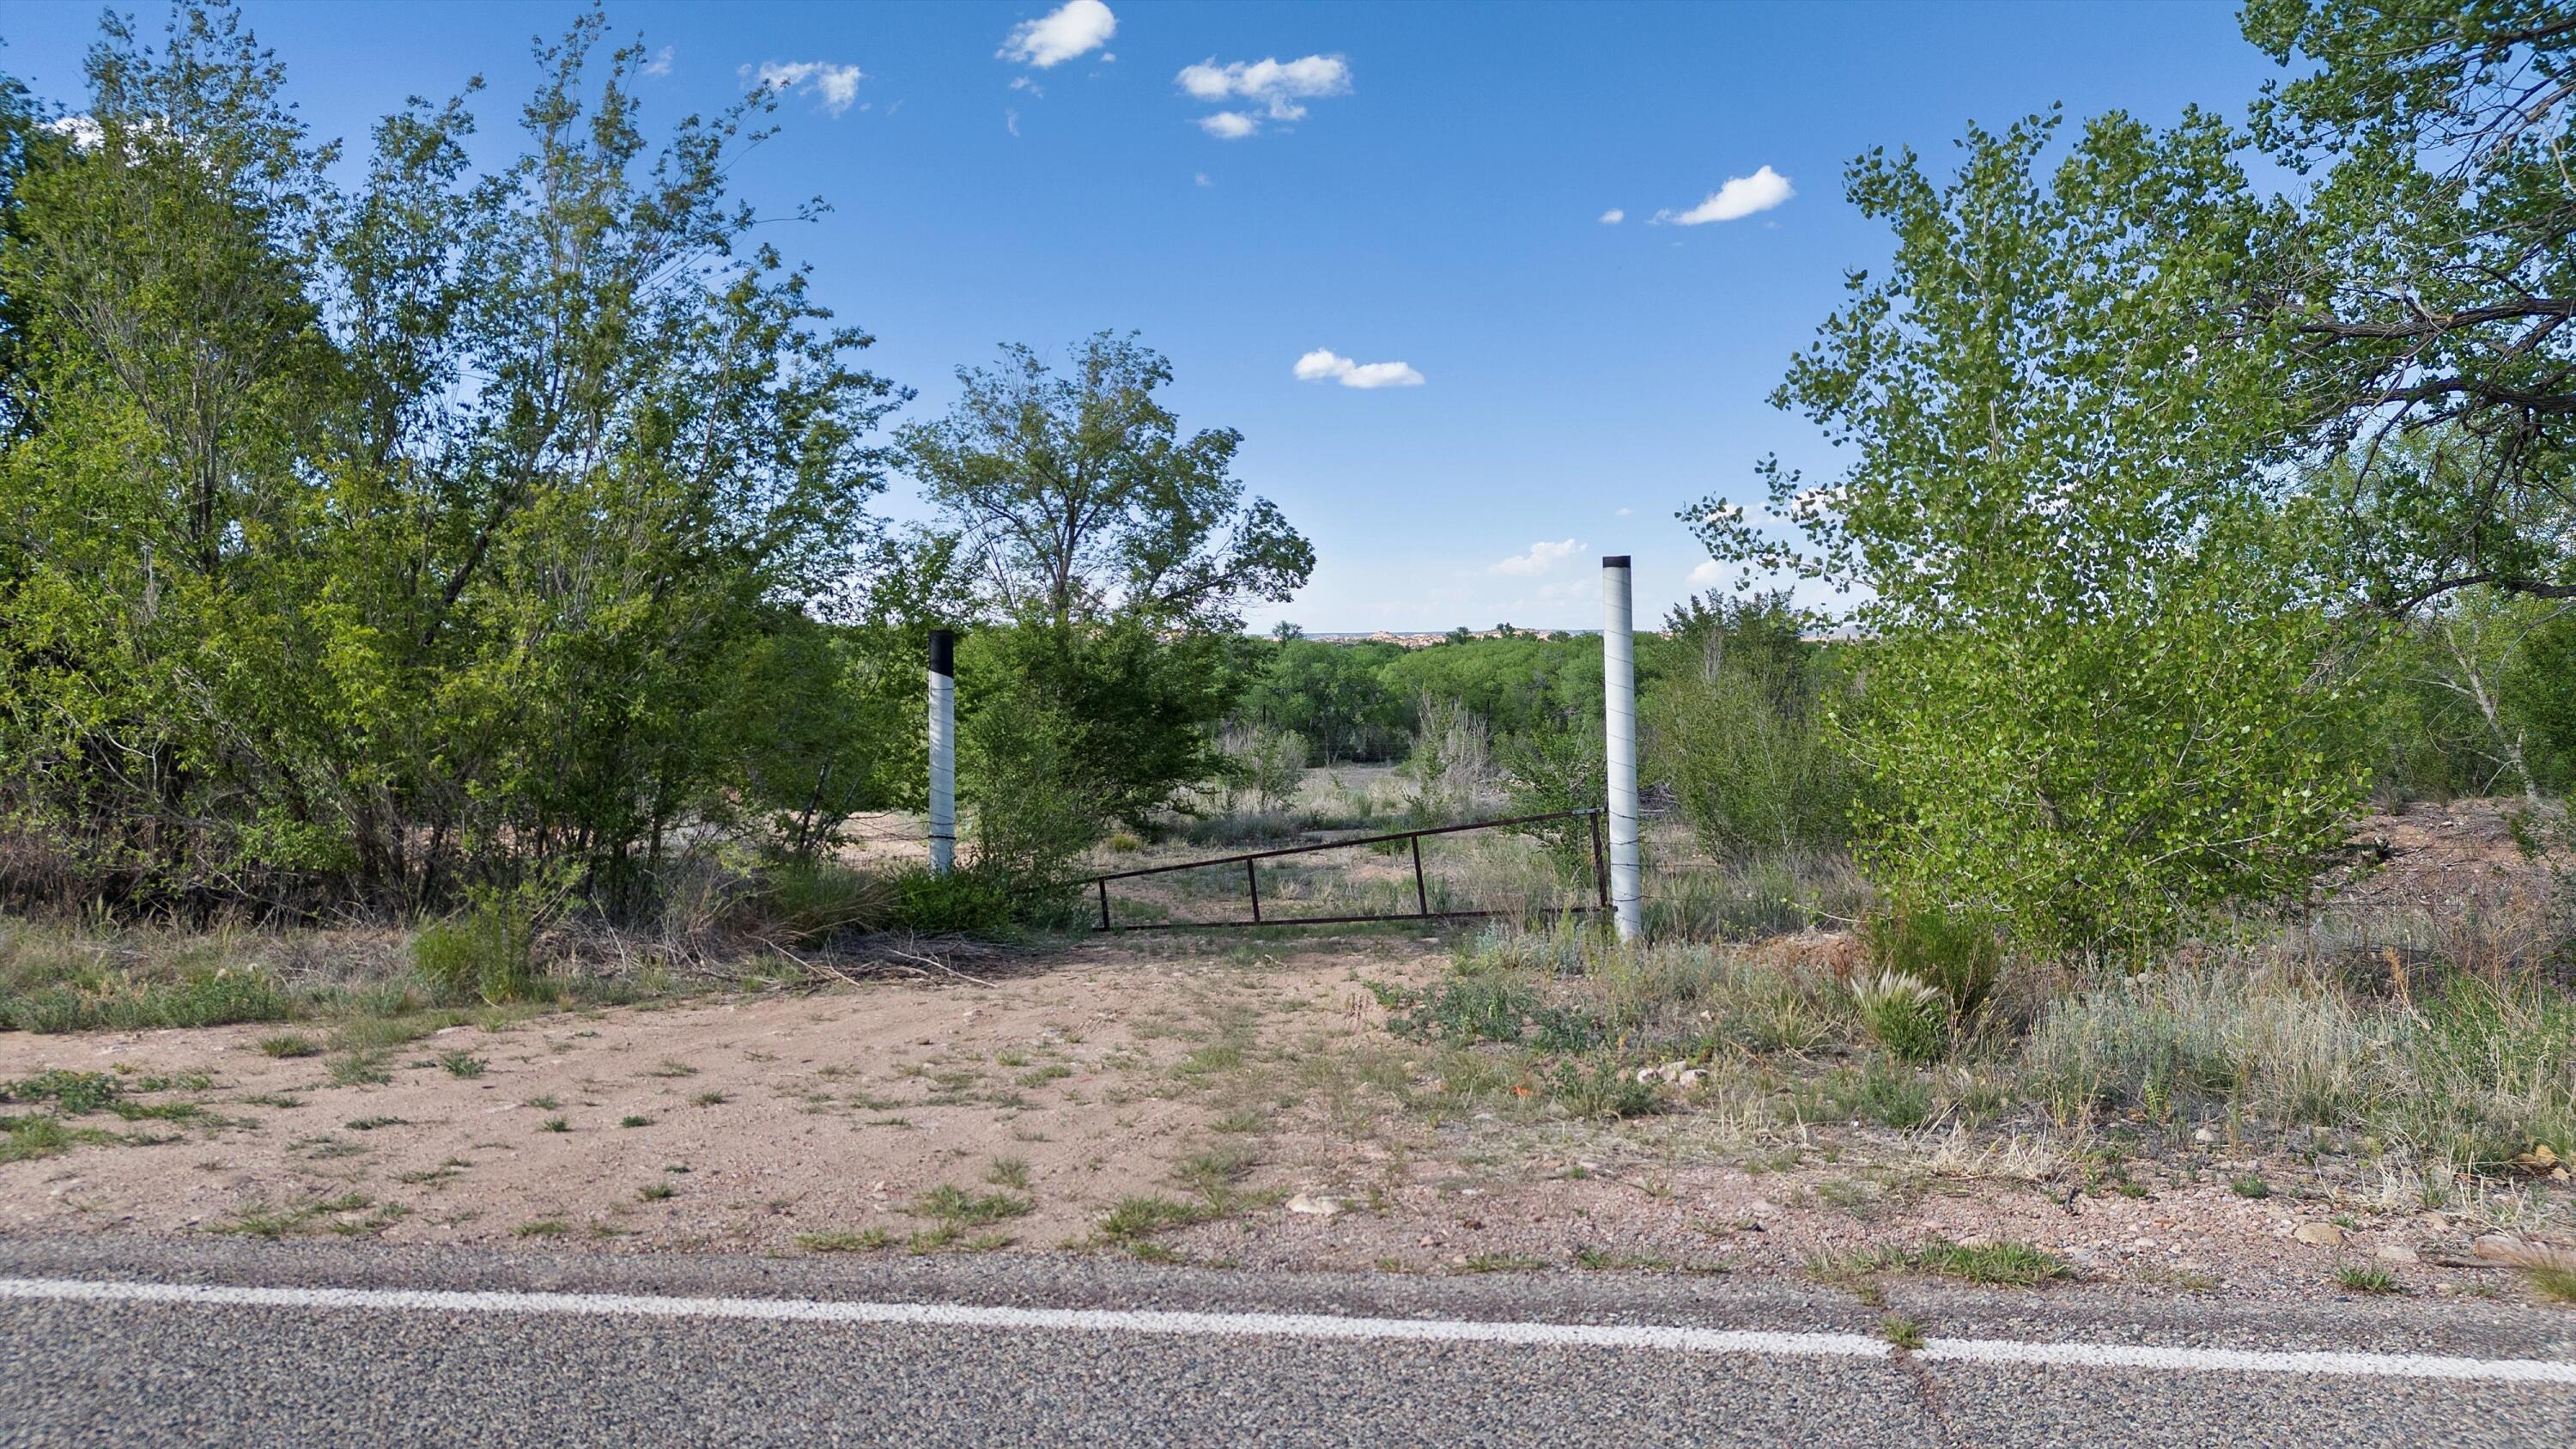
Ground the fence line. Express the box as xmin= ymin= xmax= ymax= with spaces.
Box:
xmin=1073 ymin=807 xmax=1607 ymax=932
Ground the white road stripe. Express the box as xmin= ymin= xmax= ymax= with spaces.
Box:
xmin=2 ymin=1276 xmax=2571 ymax=1385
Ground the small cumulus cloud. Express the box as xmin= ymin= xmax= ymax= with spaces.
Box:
xmin=1598 ymin=208 xmax=1625 ymax=225
xmin=1005 ymin=108 xmax=1022 ymax=137
xmin=1194 ymin=172 xmax=1213 ymax=187
xmin=1491 ymin=539 xmax=1583 ymax=577
xmin=1178 ymin=54 xmax=1351 ymax=137
xmin=644 ymin=46 xmax=674 ymax=77
xmin=45 ymin=115 xmax=103 ymax=149
xmin=750 ymin=60 xmax=865 ymax=116
xmin=1654 ymin=165 xmax=1794 ymax=225
xmin=1000 ymin=0 xmax=1117 ymax=68
xmin=1615 ymin=507 xmax=1632 ymax=517
xmin=1293 ymin=349 xmax=1424 ymax=389
xmin=1688 ymin=560 xmax=1727 ymax=587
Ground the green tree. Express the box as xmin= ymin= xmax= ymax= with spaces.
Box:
xmin=1242 ymin=639 xmax=1402 ymax=764
xmin=900 ymin=332 xmax=1312 ymax=631
xmin=1693 ymin=112 xmax=2372 ymax=953
xmin=1649 ymin=594 xmax=1860 ymax=860
xmin=902 ymin=334 xmax=1314 ymax=858
xmin=0 ymin=5 xmax=902 ymax=917
xmin=2240 ymin=1 xmax=2576 ymax=612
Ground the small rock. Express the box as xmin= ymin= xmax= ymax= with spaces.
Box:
xmin=2192 ymin=1127 xmax=2215 ymax=1144
xmin=2473 ymin=1233 xmax=2529 ymax=1261
xmin=2374 ymin=1245 xmax=2417 ymax=1263
xmin=1678 ymin=1069 xmax=1708 ymax=1087
xmin=1285 ymin=1193 xmax=1343 ymax=1217
xmin=1955 ymin=1233 xmax=1994 ymax=1250
xmin=2292 ymin=1221 xmax=2345 ymax=1247
xmin=1634 ymin=1068 xmax=1659 ymax=1085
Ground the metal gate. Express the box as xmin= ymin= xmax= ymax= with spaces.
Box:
xmin=1075 ymin=807 xmax=1607 ymax=931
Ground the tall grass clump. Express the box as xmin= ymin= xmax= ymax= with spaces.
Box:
xmin=414 ymin=895 xmax=542 ymax=1006
xmin=0 ymin=922 xmax=299 ymax=1032
xmin=753 ymin=861 xmax=895 ymax=944
xmin=1850 ymin=971 xmax=1953 ymax=1064
xmin=1862 ymin=903 xmax=2003 ymax=1021
xmin=2020 ymin=965 xmax=2389 ymax=1125
xmin=2388 ymin=976 xmax=2576 ymax=1171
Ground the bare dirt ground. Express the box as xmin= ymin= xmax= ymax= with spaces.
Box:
xmin=2331 ymin=797 xmax=2570 ymax=916
xmin=4 ymin=917 xmax=2569 ymax=1308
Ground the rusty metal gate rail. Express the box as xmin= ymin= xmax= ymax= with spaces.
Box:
xmin=1075 ymin=807 xmax=1607 ymax=931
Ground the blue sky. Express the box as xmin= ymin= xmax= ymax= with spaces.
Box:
xmin=3 ymin=1 xmax=2286 ymax=631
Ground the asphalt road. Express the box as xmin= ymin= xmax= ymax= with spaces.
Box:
xmin=2 ymin=1236 xmax=2571 ymax=1446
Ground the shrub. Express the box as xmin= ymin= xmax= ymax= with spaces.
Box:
xmin=1850 ymin=971 xmax=1951 ymax=1064
xmin=1222 ymin=725 xmax=1309 ymax=814
xmin=1496 ymin=720 xmax=1607 ymax=886
xmin=413 ymin=896 xmax=541 ymax=1007
xmin=1545 ymin=1056 xmax=1660 ymax=1120
xmin=887 ymin=865 xmax=1030 ymax=935
xmin=1649 ymin=594 xmax=1860 ymax=860
xmin=1862 ymin=902 xmax=2002 ymax=1020
xmin=756 ymin=861 xmax=893 ymax=944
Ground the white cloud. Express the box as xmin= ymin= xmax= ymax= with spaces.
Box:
xmin=1194 ymin=172 xmax=1213 ymax=187
xmin=1491 ymin=539 xmax=1582 ymax=577
xmin=752 ymin=60 xmax=866 ymax=116
xmin=45 ymin=115 xmax=102 ymax=149
xmin=1615 ymin=507 xmax=1632 ymax=517
xmin=1008 ymin=75 xmax=1042 ymax=96
xmin=644 ymin=46 xmax=674 ymax=77
xmin=1655 ymin=165 xmax=1795 ymax=225
xmin=1000 ymin=0 xmax=1117 ymax=68
xmin=1688 ymin=560 xmax=1727 ymax=587
xmin=1598 ymin=208 xmax=1625 ymax=225
xmin=1293 ymin=349 xmax=1424 ymax=389
xmin=1005 ymin=109 xmax=1021 ymax=137
xmin=1177 ymin=54 xmax=1351 ymax=137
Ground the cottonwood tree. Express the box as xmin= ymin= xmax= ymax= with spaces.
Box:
xmin=1685 ymin=3 xmax=2576 ymax=948
xmin=901 ymin=332 xmax=1312 ymax=630
xmin=900 ymin=333 xmax=1312 ymax=862
xmin=0 ymin=4 xmax=902 ymax=915
xmin=2242 ymin=0 xmax=2576 ymax=609
xmin=1691 ymin=112 xmax=2373 ymax=953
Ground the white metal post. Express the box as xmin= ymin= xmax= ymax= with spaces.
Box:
xmin=927 ymin=629 xmax=956 ymax=876
xmin=1601 ymin=557 xmax=1643 ymax=942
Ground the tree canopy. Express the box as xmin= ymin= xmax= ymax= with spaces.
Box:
xmin=0 ymin=4 xmax=903 ymax=916
xmin=901 ymin=332 xmax=1312 ymax=631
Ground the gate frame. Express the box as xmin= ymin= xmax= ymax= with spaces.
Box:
xmin=1075 ymin=807 xmax=1608 ymax=932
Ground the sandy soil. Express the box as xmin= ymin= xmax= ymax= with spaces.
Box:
xmin=4 ymin=926 xmax=2568 ymax=1307
xmin=0 ymin=939 xmax=1437 ymax=1254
